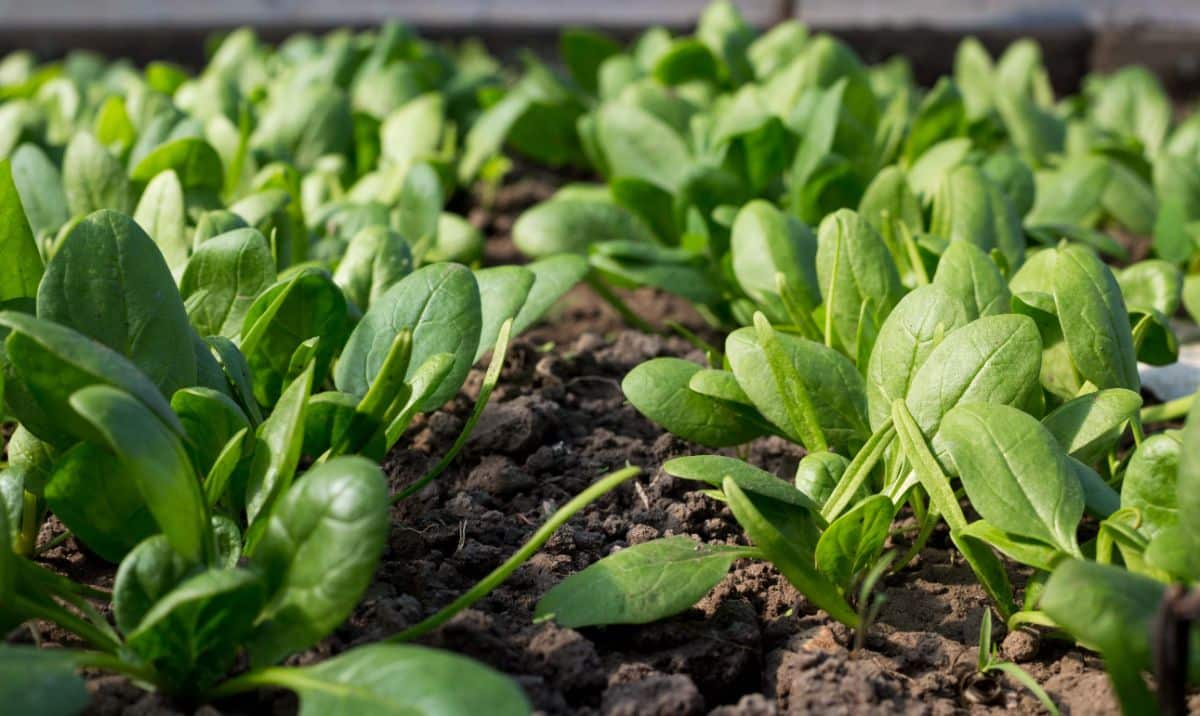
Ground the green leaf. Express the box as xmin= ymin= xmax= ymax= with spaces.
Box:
xmin=271 ymin=644 xmax=530 ymax=716
xmin=181 ymin=228 xmax=277 ymax=338
xmin=929 ymin=163 xmax=1024 ymax=270
xmin=1041 ymin=389 xmax=1141 ymax=466
xmin=535 ymin=536 xmax=754 ymax=628
xmin=395 ymin=162 xmax=442 ymax=256
xmin=560 ymin=28 xmax=622 ymax=95
xmin=71 ymin=384 xmax=210 ymax=564
xmin=130 ymin=137 xmax=224 ymax=191
xmin=244 ymin=363 xmax=313 ymax=529
xmin=941 ymin=403 xmax=1082 ymax=555
xmin=0 ymin=646 xmax=88 ymax=716
xmin=112 ymin=534 xmax=194 ymax=634
xmin=0 ymin=311 xmax=184 ymax=445
xmin=512 ymin=198 xmax=654 ymax=258
xmin=0 ymin=159 xmax=43 ymax=302
xmin=815 ymin=494 xmax=895 ymax=590
xmin=931 ymin=240 xmax=1011 ymax=320
xmin=510 ymin=255 xmax=589 ymax=336
xmin=866 ymin=285 xmax=969 ymax=431
xmin=10 ymin=144 xmax=69 ymax=242
xmin=335 ymin=263 xmax=480 ymax=412
xmin=127 ymin=567 xmax=265 ymax=691
xmin=62 ymin=131 xmax=131 ymax=216
xmin=473 ymin=266 xmax=534 ymax=364
xmin=794 ymin=452 xmax=851 ymax=507
xmin=663 ymin=455 xmax=821 ymax=513
xmin=171 ymin=386 xmax=250 ymax=476
xmin=1120 ymin=431 xmax=1181 ymax=536
xmin=38 ymin=209 xmax=197 ymax=397
xmin=1052 ymin=245 xmax=1139 ymax=391
xmin=332 ymin=226 xmax=412 ymax=312
xmin=249 ymin=457 xmax=388 ymax=667
xmin=622 ymin=357 xmax=768 ymax=447
xmin=1040 ymin=559 xmax=1161 ymax=709
xmin=730 ymin=200 xmax=819 ymax=320
xmin=133 ymin=169 xmax=189 ymax=272
xmin=595 ymin=103 xmax=691 ymax=192
xmin=726 ymin=324 xmax=869 ymax=451
xmin=44 ymin=442 xmax=157 ymax=562
xmin=905 ymin=314 xmax=1043 ymax=438
xmin=241 ymin=269 xmax=348 ymax=407
xmin=815 ymin=209 xmax=904 ymax=358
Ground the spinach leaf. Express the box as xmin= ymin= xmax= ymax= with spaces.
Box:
xmin=126 ymin=567 xmax=265 ymax=692
xmin=535 ymin=536 xmax=755 ymax=628
xmin=240 ymin=269 xmax=348 ymax=407
xmin=814 ymin=494 xmax=895 ymax=590
xmin=866 ymin=285 xmax=968 ymax=431
xmin=132 ymin=170 xmax=189 ymax=272
xmin=62 ymin=131 xmax=131 ymax=216
xmin=0 ymin=159 xmax=43 ymax=303
xmin=266 ymin=644 xmax=530 ymax=716
xmin=43 ymin=442 xmax=157 ymax=562
xmin=941 ymin=403 xmax=1083 ymax=555
xmin=0 ymin=647 xmax=88 ymax=716
xmin=815 ymin=209 xmax=903 ymax=358
xmin=726 ymin=323 xmax=869 ymax=451
xmin=249 ymin=457 xmax=388 ymax=666
xmin=0 ymin=311 xmax=184 ymax=445
xmin=1041 ymin=388 xmax=1141 ymax=466
xmin=1052 ymin=245 xmax=1139 ymax=391
xmin=332 ymin=226 xmax=411 ymax=311
xmin=180 ymin=228 xmax=277 ymax=339
xmin=931 ymin=240 xmax=1011 ymax=320
xmin=71 ymin=384 xmax=211 ymax=564
xmin=905 ymin=313 xmax=1042 ymax=438
xmin=335 ymin=262 xmax=480 ymax=411
xmin=622 ymin=357 xmax=768 ymax=447
xmin=664 ymin=455 xmax=820 ymax=512
xmin=38 ymin=209 xmax=197 ymax=397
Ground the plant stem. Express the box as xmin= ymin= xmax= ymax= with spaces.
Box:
xmin=11 ymin=593 xmax=120 ymax=652
xmin=389 ymin=465 xmax=642 ymax=642
xmin=35 ymin=529 xmax=73 ymax=555
xmin=392 ymin=320 xmax=513 ymax=504
xmin=74 ymin=651 xmax=157 ymax=685
xmin=1141 ymin=391 xmax=1196 ymax=424
xmin=16 ymin=490 xmax=39 ymax=556
xmin=586 ymin=274 xmax=659 ymax=335
xmin=208 ymin=667 xmax=297 ymax=699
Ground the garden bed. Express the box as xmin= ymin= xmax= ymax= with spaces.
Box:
xmin=20 ymin=196 xmax=1125 ymax=713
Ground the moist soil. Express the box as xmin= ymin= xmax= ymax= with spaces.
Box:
xmin=12 ymin=170 xmax=1125 ymax=715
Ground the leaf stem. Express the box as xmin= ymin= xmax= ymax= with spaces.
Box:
xmin=585 ymin=274 xmax=659 ymax=335
xmin=392 ymin=319 xmax=513 ymax=503
xmin=1141 ymin=391 xmax=1196 ymax=424
xmin=389 ymin=465 xmax=642 ymax=642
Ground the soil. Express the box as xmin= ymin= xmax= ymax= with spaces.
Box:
xmin=8 ymin=170 xmax=1128 ymax=715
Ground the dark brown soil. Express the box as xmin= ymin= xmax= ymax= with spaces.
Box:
xmin=8 ymin=171 xmax=1122 ymax=715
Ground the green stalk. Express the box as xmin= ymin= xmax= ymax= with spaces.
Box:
xmin=822 ymin=419 xmax=895 ymax=521
xmin=1141 ymin=391 xmax=1196 ymax=424
xmin=891 ymin=400 xmax=966 ymax=531
xmin=390 ymin=465 xmax=642 ymax=641
xmin=586 ymin=274 xmax=659 ymax=335
xmin=15 ymin=490 xmax=39 ymax=556
xmin=73 ymin=651 xmax=158 ymax=686
xmin=392 ymin=320 xmax=513 ymax=503
xmin=11 ymin=594 xmax=120 ymax=652
xmin=34 ymin=529 xmax=73 ymax=556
